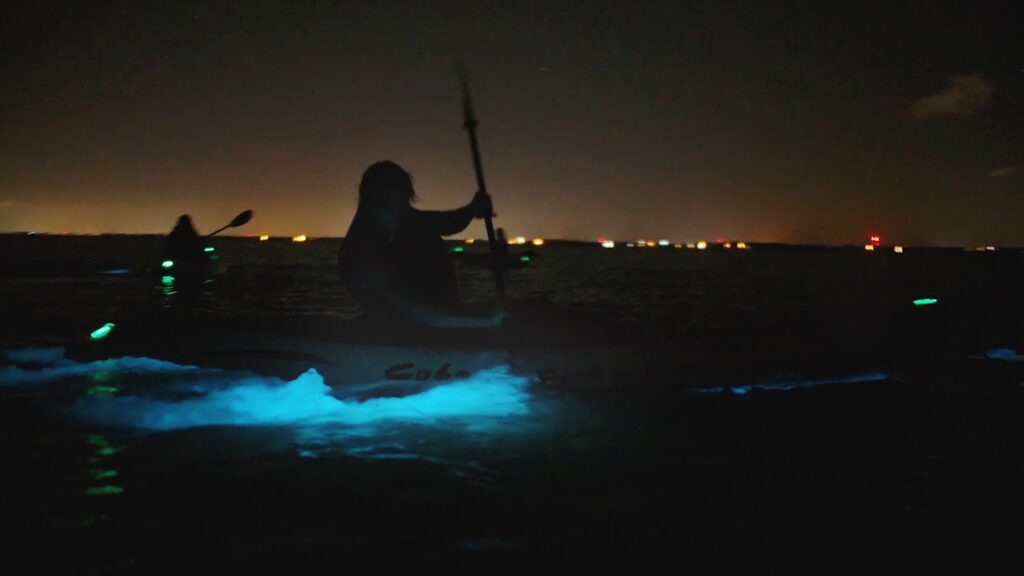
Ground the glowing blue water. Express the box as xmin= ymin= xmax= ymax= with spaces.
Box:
xmin=986 ymin=349 xmax=1024 ymax=362
xmin=1 ymin=347 xmax=198 ymax=385
xmin=1 ymin=348 xmax=542 ymax=462
xmin=691 ymin=371 xmax=890 ymax=395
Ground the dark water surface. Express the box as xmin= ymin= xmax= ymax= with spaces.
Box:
xmin=2 ymin=235 xmax=1023 ymax=570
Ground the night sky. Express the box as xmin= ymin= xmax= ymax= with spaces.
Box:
xmin=2 ymin=1 xmax=1021 ymax=245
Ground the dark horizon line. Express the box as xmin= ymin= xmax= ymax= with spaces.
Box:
xmin=3 ymin=232 xmax=1020 ymax=251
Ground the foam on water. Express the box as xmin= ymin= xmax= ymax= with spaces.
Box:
xmin=75 ymin=365 xmax=532 ymax=432
xmin=1 ymin=347 xmax=534 ymax=433
xmin=1 ymin=347 xmax=198 ymax=385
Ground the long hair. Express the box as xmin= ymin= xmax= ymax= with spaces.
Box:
xmin=358 ymin=161 xmax=418 ymax=210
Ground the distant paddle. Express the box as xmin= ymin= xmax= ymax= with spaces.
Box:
xmin=206 ymin=210 xmax=253 ymax=237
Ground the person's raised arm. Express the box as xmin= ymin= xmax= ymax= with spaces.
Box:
xmin=418 ymin=190 xmax=493 ymax=236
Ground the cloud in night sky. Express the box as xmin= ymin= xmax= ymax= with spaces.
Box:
xmin=988 ymin=166 xmax=1017 ymax=178
xmin=911 ymin=75 xmax=993 ymax=119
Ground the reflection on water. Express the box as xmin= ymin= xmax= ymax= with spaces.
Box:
xmin=84 ymin=434 xmax=123 ymax=496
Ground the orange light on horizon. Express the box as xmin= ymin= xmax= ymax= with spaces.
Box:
xmin=894 ymin=245 xmax=904 ymax=254
xmin=864 ymin=244 xmax=875 ymax=251
xmin=736 ymin=242 xmax=749 ymax=250
xmin=292 ymin=234 xmax=307 ymax=243
xmin=723 ymin=242 xmax=732 ymax=249
xmin=465 ymin=237 xmax=475 ymax=244
xmin=532 ymin=238 xmax=544 ymax=246
xmin=259 ymin=235 xmax=270 ymax=241
xmin=696 ymin=240 xmax=707 ymax=250
xmin=515 ymin=236 xmax=526 ymax=245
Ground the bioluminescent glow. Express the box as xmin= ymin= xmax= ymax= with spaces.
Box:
xmin=86 ymin=385 xmax=119 ymax=396
xmin=90 ymin=469 xmax=118 ymax=480
xmin=0 ymin=348 xmax=198 ymax=385
xmin=519 ymin=255 xmax=530 ymax=262
xmin=101 ymin=268 xmax=131 ymax=275
xmin=204 ymin=246 xmax=215 ymax=253
xmin=452 ymin=246 xmax=465 ymax=253
xmin=161 ymin=275 xmax=174 ymax=286
xmin=691 ymin=371 xmax=890 ymax=395
xmin=86 ymin=485 xmax=124 ymax=496
xmin=89 ymin=323 xmax=116 ymax=341
xmin=986 ymin=349 xmax=1024 ymax=361
xmin=75 ymin=364 xmax=533 ymax=433
xmin=913 ymin=298 xmax=938 ymax=306
xmin=161 ymin=260 xmax=174 ymax=269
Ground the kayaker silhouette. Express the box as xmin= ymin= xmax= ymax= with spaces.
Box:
xmin=163 ymin=214 xmax=208 ymax=298
xmin=339 ymin=161 xmax=504 ymax=327
xmin=165 ymin=215 xmax=205 ymax=263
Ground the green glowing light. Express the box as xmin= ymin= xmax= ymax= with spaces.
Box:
xmin=161 ymin=275 xmax=175 ymax=285
xmin=161 ymin=260 xmax=174 ymax=269
xmin=95 ymin=446 xmax=121 ymax=457
xmin=86 ymin=485 xmax=124 ymax=496
xmin=210 ymin=254 xmax=220 ymax=261
xmin=913 ymin=298 xmax=938 ymax=306
xmin=204 ymin=246 xmax=215 ymax=253
xmin=452 ymin=246 xmax=465 ymax=253
xmin=86 ymin=434 xmax=108 ymax=447
xmin=519 ymin=255 xmax=531 ymax=262
xmin=86 ymin=385 xmax=120 ymax=397
xmin=89 ymin=469 xmax=119 ymax=480
xmin=89 ymin=323 xmax=115 ymax=341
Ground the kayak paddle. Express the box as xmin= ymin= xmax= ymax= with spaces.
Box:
xmin=206 ymin=210 xmax=253 ymax=237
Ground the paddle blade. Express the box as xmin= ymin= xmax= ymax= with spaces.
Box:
xmin=230 ymin=210 xmax=253 ymax=228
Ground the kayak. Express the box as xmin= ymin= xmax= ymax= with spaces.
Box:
xmin=65 ymin=300 xmax=903 ymax=399
xmin=65 ymin=307 xmax=691 ymax=399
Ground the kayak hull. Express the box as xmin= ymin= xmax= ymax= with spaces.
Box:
xmin=66 ymin=311 xmax=685 ymax=398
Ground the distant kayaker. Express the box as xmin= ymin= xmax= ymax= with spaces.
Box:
xmin=165 ymin=215 xmax=205 ymax=264
xmin=339 ymin=161 xmax=504 ymax=327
